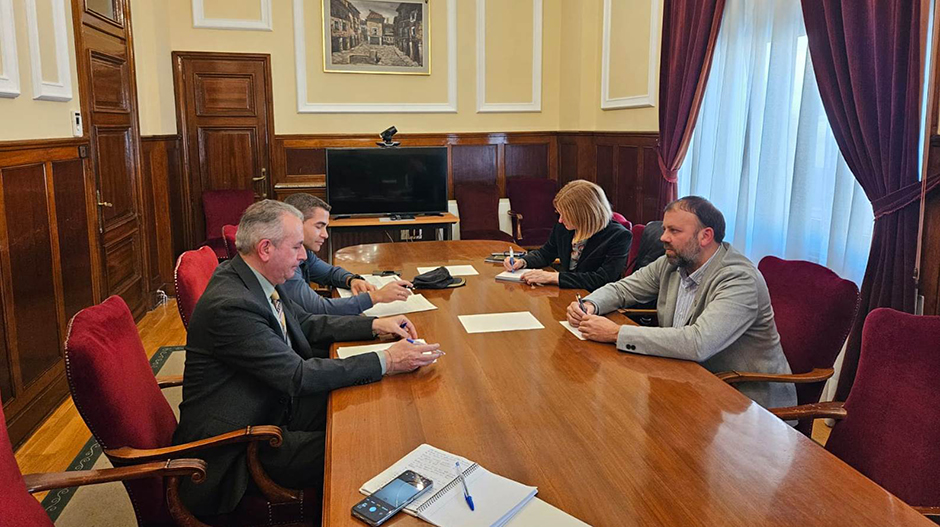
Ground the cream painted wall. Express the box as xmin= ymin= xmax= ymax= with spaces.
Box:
xmin=0 ymin=0 xmax=81 ymax=141
xmin=132 ymin=0 xmax=660 ymax=136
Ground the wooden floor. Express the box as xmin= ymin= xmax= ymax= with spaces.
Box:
xmin=12 ymin=297 xmax=833 ymax=504
xmin=14 ymin=299 xmax=186 ymax=502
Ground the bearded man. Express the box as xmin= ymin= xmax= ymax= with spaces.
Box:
xmin=566 ymin=196 xmax=796 ymax=409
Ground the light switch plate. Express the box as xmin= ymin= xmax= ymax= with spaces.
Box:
xmin=71 ymin=110 xmax=82 ymax=137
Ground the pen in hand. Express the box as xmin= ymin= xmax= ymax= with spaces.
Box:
xmin=509 ymin=247 xmax=515 ymax=273
xmin=455 ymin=461 xmax=475 ymax=511
xmin=577 ymin=293 xmax=587 ymax=314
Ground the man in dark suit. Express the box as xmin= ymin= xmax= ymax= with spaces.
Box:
xmin=174 ymin=199 xmax=442 ymax=515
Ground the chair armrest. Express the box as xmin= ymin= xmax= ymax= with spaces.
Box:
xmin=619 ymin=308 xmax=657 ymax=315
xmin=104 ymin=425 xmax=283 ymax=463
xmin=22 ymin=458 xmax=206 ymax=494
xmin=770 ymin=401 xmax=847 ymax=421
xmin=156 ymin=375 xmax=184 ymax=389
xmin=717 ymin=367 xmax=835 ymax=385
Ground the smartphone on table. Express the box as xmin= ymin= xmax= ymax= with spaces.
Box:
xmin=352 ymin=470 xmax=433 ymax=526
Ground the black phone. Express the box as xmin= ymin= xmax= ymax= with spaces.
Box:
xmin=352 ymin=470 xmax=433 ymax=526
xmin=372 ymin=270 xmax=400 ymax=276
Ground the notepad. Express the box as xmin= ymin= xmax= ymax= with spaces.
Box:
xmin=337 ymin=274 xmax=403 ymax=298
xmin=505 ymin=498 xmax=591 ymax=526
xmin=335 ymin=339 xmax=425 ymax=359
xmin=559 ymin=321 xmax=587 ymax=340
xmin=360 ymin=444 xmax=538 ymax=527
xmin=362 ymin=293 xmax=437 ymax=317
xmin=495 ymin=270 xmax=527 ymax=282
xmin=458 ymin=312 xmax=544 ymax=334
xmin=416 ymin=265 xmax=479 ymax=276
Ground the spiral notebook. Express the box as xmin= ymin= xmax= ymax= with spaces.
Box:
xmin=360 ymin=444 xmax=538 ymax=527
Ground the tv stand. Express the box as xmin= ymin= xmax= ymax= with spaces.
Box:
xmin=325 ymin=213 xmax=460 ymax=263
xmin=332 ymin=214 xmax=351 ymax=220
xmin=389 ymin=213 xmax=416 ymax=220
xmin=423 ymin=212 xmax=444 ymax=217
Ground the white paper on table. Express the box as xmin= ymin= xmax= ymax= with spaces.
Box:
xmin=362 ymin=293 xmax=437 ymax=317
xmin=495 ymin=270 xmax=526 ymax=282
xmin=458 ymin=312 xmax=544 ymax=334
xmin=559 ymin=321 xmax=587 ymax=341
xmin=336 ymin=339 xmax=426 ymax=359
xmin=337 ymin=274 xmax=402 ymax=298
xmin=416 ymin=265 xmax=479 ymax=276
xmin=504 ymin=498 xmax=591 ymax=526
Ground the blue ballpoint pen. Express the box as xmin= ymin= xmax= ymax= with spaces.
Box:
xmin=454 ymin=461 xmax=475 ymax=511
xmin=509 ymin=247 xmax=515 ymax=273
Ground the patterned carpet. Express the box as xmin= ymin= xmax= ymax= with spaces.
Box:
xmin=42 ymin=346 xmax=185 ymax=525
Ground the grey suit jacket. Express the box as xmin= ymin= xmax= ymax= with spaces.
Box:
xmin=173 ymin=255 xmax=383 ymax=515
xmin=585 ymin=243 xmax=797 ymax=409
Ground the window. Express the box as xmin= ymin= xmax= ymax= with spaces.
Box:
xmin=678 ymin=0 xmax=873 ymax=284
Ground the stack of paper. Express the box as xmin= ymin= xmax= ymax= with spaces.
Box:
xmin=361 ymin=444 xmax=538 ymax=527
xmin=458 ymin=312 xmax=544 ymax=334
xmin=559 ymin=321 xmax=587 ymax=340
xmin=337 ymin=274 xmax=404 ymax=298
xmin=362 ymin=293 xmax=437 ymax=317
xmin=495 ymin=270 xmax=526 ymax=282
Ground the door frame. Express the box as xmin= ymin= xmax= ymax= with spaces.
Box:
xmin=172 ymin=51 xmax=276 ymax=250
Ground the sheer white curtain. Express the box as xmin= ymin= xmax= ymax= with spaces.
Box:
xmin=677 ymin=0 xmax=873 ymax=285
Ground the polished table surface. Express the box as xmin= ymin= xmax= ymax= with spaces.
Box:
xmin=326 ymin=241 xmax=929 ymax=526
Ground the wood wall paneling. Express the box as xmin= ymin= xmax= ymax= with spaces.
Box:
xmin=505 ymin=143 xmax=549 ymax=179
xmin=0 ymin=140 xmax=96 ymax=448
xmin=452 ymin=145 xmax=498 ymax=185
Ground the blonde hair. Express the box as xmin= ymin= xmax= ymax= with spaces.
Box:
xmin=553 ymin=180 xmax=612 ymax=243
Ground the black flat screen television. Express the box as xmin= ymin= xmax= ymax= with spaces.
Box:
xmin=326 ymin=147 xmax=448 ymax=216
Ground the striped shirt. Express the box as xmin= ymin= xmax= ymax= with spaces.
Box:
xmin=672 ymin=250 xmax=718 ymax=328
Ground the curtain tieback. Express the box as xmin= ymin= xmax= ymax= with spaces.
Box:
xmin=656 ymin=148 xmax=679 ymax=184
xmin=871 ymin=177 xmax=940 ymax=220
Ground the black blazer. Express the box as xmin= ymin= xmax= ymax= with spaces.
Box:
xmin=173 ymin=255 xmax=382 ymax=515
xmin=522 ymin=220 xmax=631 ymax=291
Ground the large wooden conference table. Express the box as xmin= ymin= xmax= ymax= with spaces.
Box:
xmin=326 ymin=240 xmax=929 ymax=526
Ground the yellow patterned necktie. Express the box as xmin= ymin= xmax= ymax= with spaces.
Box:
xmin=270 ymin=290 xmax=288 ymax=341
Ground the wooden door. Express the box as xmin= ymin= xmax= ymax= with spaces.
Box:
xmin=71 ymin=0 xmax=150 ymax=320
xmin=173 ymin=52 xmax=275 ymax=249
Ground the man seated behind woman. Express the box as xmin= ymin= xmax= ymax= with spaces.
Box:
xmin=503 ymin=179 xmax=631 ymax=291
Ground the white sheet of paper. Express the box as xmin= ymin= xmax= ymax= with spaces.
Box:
xmin=458 ymin=312 xmax=544 ymax=334
xmin=416 ymin=265 xmax=479 ymax=276
xmin=559 ymin=321 xmax=587 ymax=341
xmin=504 ymin=498 xmax=590 ymax=526
xmin=495 ymin=270 xmax=526 ymax=282
xmin=337 ymin=274 xmax=402 ymax=298
xmin=362 ymin=293 xmax=437 ymax=317
xmin=336 ymin=339 xmax=426 ymax=359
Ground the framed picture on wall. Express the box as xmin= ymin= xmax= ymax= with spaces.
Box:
xmin=322 ymin=0 xmax=430 ymax=75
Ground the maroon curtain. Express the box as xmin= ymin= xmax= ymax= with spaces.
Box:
xmin=801 ymin=0 xmax=928 ymax=400
xmin=656 ymin=0 xmax=726 ymax=210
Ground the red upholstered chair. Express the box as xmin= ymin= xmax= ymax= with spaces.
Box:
xmin=507 ymin=177 xmax=558 ymax=248
xmin=203 ymin=190 xmax=254 ymax=259
xmin=0 ymin=403 xmax=206 ymax=527
xmin=174 ymin=245 xmax=219 ymax=329
xmin=772 ymin=308 xmax=940 ymax=520
xmin=717 ymin=257 xmax=858 ymax=436
xmin=222 ymin=224 xmax=238 ymax=259
xmin=611 ymin=212 xmax=632 ymax=230
xmin=454 ymin=183 xmax=514 ymax=242
xmin=64 ymin=295 xmax=312 ymax=527
xmin=623 ymin=223 xmax=645 ymax=276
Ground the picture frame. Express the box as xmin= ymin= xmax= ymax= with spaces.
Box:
xmin=322 ymin=0 xmax=430 ymax=75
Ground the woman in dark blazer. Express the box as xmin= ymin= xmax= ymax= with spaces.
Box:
xmin=503 ymin=179 xmax=631 ymax=291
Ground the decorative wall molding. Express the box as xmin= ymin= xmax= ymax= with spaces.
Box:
xmin=0 ymin=0 xmax=20 ymax=98
xmin=192 ymin=0 xmax=273 ymax=31
xmin=292 ymin=0 xmax=457 ymax=113
xmin=601 ymin=0 xmax=659 ymax=110
xmin=476 ymin=0 xmax=542 ymax=113
xmin=25 ymin=0 xmax=72 ymax=101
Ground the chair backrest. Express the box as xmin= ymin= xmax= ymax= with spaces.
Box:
xmin=506 ymin=177 xmax=558 ymax=246
xmin=825 ymin=308 xmax=940 ymax=508
xmin=202 ymin=190 xmax=254 ymax=243
xmin=611 ymin=212 xmax=632 ymax=230
xmin=222 ymin=224 xmax=238 ymax=259
xmin=631 ymin=221 xmax=665 ymax=274
xmin=0 ymin=404 xmax=52 ymax=527
xmin=624 ymin=223 xmax=645 ymax=276
xmin=175 ymin=245 xmax=219 ymax=329
xmin=64 ymin=295 xmax=179 ymax=525
xmin=758 ymin=256 xmax=858 ymax=411
xmin=455 ymin=183 xmax=501 ymax=236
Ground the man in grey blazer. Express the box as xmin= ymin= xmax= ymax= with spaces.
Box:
xmin=174 ymin=200 xmax=442 ymax=515
xmin=567 ymin=196 xmax=796 ymax=410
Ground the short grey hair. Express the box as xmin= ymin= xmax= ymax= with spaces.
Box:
xmin=234 ymin=200 xmax=303 ymax=255
xmin=283 ymin=193 xmax=330 ymax=221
